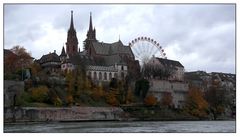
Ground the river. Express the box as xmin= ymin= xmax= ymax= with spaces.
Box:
xmin=4 ymin=120 xmax=235 ymax=133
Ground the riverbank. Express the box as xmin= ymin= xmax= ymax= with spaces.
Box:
xmin=4 ymin=107 xmax=124 ymax=123
xmin=4 ymin=106 xmax=234 ymax=123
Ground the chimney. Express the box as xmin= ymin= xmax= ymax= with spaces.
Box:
xmin=54 ymin=50 xmax=56 ymax=53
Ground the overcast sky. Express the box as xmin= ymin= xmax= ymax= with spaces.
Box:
xmin=4 ymin=4 xmax=235 ymax=73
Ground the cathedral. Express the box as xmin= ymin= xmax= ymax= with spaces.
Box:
xmin=37 ymin=11 xmax=140 ymax=82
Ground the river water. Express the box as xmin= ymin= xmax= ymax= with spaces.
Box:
xmin=4 ymin=121 xmax=235 ymax=133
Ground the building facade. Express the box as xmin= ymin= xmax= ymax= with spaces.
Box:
xmin=147 ymin=56 xmax=185 ymax=81
xmin=38 ymin=11 xmax=139 ymax=82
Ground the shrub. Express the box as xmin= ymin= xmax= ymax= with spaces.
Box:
xmin=105 ymin=92 xmax=119 ymax=106
xmin=144 ymin=95 xmax=158 ymax=106
xmin=54 ymin=97 xmax=63 ymax=107
xmin=30 ymin=85 xmax=49 ymax=103
xmin=16 ymin=91 xmax=32 ymax=106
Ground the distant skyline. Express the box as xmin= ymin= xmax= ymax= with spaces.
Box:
xmin=4 ymin=4 xmax=236 ymax=73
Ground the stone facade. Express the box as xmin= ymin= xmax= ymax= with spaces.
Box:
xmin=4 ymin=107 xmax=124 ymax=122
xmin=148 ymin=80 xmax=188 ymax=108
xmin=4 ymin=80 xmax=24 ymax=107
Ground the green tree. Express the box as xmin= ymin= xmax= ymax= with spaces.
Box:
xmin=135 ymin=79 xmax=150 ymax=100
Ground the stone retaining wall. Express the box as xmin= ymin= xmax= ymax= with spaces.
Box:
xmin=4 ymin=107 xmax=124 ymax=122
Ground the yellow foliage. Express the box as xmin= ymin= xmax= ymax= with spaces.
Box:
xmin=144 ymin=95 xmax=157 ymax=106
xmin=92 ymin=84 xmax=104 ymax=101
xmin=105 ymin=92 xmax=119 ymax=106
xmin=126 ymin=88 xmax=134 ymax=104
xmin=30 ymin=86 xmax=49 ymax=102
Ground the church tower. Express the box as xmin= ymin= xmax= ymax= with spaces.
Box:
xmin=66 ymin=11 xmax=78 ymax=56
xmin=84 ymin=12 xmax=97 ymax=51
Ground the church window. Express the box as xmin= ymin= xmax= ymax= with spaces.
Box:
xmin=114 ymin=73 xmax=118 ymax=79
xmin=88 ymin=71 xmax=92 ymax=77
xmin=109 ymin=73 xmax=112 ymax=80
xmin=94 ymin=72 xmax=97 ymax=80
xmin=104 ymin=72 xmax=107 ymax=80
xmin=99 ymin=72 xmax=102 ymax=80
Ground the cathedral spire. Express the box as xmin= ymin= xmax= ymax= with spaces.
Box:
xmin=84 ymin=12 xmax=97 ymax=51
xmin=70 ymin=10 xmax=74 ymax=30
xmin=66 ymin=10 xmax=78 ymax=55
xmin=89 ymin=12 xmax=93 ymax=31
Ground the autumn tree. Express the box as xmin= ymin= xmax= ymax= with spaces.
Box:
xmin=91 ymin=83 xmax=104 ymax=101
xmin=105 ymin=91 xmax=119 ymax=106
xmin=144 ymin=95 xmax=158 ymax=106
xmin=30 ymin=85 xmax=49 ymax=103
xmin=65 ymin=71 xmax=74 ymax=106
xmin=205 ymin=80 xmax=230 ymax=120
xmin=4 ymin=45 xmax=33 ymax=79
xmin=30 ymin=61 xmax=42 ymax=76
xmin=126 ymin=87 xmax=134 ymax=104
xmin=185 ymin=86 xmax=208 ymax=118
xmin=161 ymin=92 xmax=173 ymax=107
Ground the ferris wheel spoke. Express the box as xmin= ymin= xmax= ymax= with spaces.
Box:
xmin=149 ymin=44 xmax=157 ymax=57
xmin=129 ymin=37 xmax=167 ymax=67
xmin=132 ymin=48 xmax=142 ymax=58
xmin=146 ymin=41 xmax=152 ymax=57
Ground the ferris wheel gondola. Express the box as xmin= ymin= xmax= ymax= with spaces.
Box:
xmin=129 ymin=36 xmax=167 ymax=66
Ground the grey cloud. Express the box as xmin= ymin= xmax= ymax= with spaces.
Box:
xmin=4 ymin=4 xmax=235 ymax=73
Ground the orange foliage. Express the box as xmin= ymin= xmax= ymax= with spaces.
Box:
xmin=186 ymin=86 xmax=209 ymax=117
xmin=126 ymin=88 xmax=134 ymax=104
xmin=105 ymin=91 xmax=119 ymax=106
xmin=92 ymin=84 xmax=104 ymax=101
xmin=66 ymin=95 xmax=73 ymax=105
xmin=161 ymin=92 xmax=173 ymax=107
xmin=144 ymin=95 xmax=157 ymax=106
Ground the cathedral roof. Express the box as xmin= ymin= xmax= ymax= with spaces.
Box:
xmin=68 ymin=54 xmax=95 ymax=66
xmin=91 ymin=41 xmax=133 ymax=56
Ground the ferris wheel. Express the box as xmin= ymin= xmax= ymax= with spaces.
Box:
xmin=128 ymin=36 xmax=167 ymax=66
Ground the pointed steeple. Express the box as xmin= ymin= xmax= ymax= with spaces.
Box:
xmin=66 ymin=10 xmax=78 ymax=55
xmin=69 ymin=10 xmax=74 ymax=30
xmin=60 ymin=46 xmax=66 ymax=57
xmin=84 ymin=12 xmax=97 ymax=51
xmin=89 ymin=12 xmax=93 ymax=31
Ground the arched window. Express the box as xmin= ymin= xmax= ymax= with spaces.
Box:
xmin=114 ymin=73 xmax=118 ymax=79
xmin=104 ymin=72 xmax=107 ymax=80
xmin=94 ymin=72 xmax=97 ymax=80
xmin=88 ymin=71 xmax=92 ymax=78
xmin=109 ymin=73 xmax=112 ymax=80
xmin=99 ymin=72 xmax=102 ymax=80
